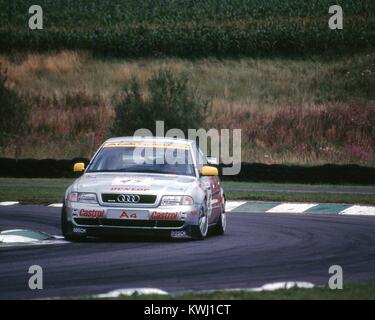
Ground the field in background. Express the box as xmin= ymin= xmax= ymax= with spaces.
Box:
xmin=1 ymin=1 xmax=374 ymax=165
xmin=0 ymin=51 xmax=374 ymax=164
xmin=2 ymin=0 xmax=374 ymax=57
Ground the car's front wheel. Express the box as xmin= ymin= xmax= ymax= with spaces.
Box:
xmin=61 ymin=204 xmax=86 ymax=242
xmin=191 ymin=202 xmax=209 ymax=240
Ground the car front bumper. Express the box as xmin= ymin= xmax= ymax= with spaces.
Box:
xmin=65 ymin=201 xmax=201 ymax=238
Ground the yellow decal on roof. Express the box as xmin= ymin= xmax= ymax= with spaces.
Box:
xmin=103 ymin=142 xmax=189 ymax=150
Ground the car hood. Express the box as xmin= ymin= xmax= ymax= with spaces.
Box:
xmin=71 ymin=172 xmax=198 ymax=195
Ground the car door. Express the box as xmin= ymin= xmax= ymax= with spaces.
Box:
xmin=195 ymin=146 xmax=222 ymax=224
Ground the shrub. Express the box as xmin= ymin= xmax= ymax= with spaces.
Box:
xmin=111 ymin=69 xmax=208 ymax=136
xmin=213 ymin=103 xmax=375 ymax=163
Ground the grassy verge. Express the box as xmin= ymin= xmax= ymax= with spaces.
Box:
xmin=0 ymin=178 xmax=73 ymax=204
xmin=0 ymin=178 xmax=374 ymax=205
xmin=88 ymin=283 xmax=375 ymax=300
xmin=225 ymin=190 xmax=375 ymax=205
xmin=223 ymin=181 xmax=375 ymax=205
xmin=0 ymin=187 xmax=65 ymax=204
xmin=0 ymin=178 xmax=74 ymax=186
xmin=223 ymin=181 xmax=375 ymax=191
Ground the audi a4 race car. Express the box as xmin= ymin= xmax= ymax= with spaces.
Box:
xmin=61 ymin=137 xmax=226 ymax=241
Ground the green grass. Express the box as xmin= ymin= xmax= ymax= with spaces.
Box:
xmin=0 ymin=178 xmax=73 ymax=203
xmin=0 ymin=187 xmax=65 ymax=204
xmin=0 ymin=178 xmax=373 ymax=205
xmin=225 ymin=190 xmax=375 ymax=205
xmin=223 ymin=181 xmax=375 ymax=191
xmin=223 ymin=180 xmax=375 ymax=205
xmin=86 ymin=283 xmax=375 ymax=300
xmin=0 ymin=178 xmax=74 ymax=186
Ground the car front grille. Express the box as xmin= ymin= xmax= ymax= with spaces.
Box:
xmin=74 ymin=218 xmax=184 ymax=229
xmin=101 ymin=194 xmax=157 ymax=204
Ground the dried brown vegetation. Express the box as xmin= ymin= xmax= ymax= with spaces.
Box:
xmin=0 ymin=51 xmax=374 ymax=164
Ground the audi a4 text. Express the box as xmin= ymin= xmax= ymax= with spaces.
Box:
xmin=61 ymin=137 xmax=226 ymax=240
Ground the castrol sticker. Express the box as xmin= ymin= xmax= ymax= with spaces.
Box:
xmin=150 ymin=212 xmax=178 ymax=220
xmin=79 ymin=209 xmax=104 ymax=218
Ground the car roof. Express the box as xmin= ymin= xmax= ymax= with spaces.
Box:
xmin=104 ymin=136 xmax=194 ymax=145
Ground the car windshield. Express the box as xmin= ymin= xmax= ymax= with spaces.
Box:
xmin=87 ymin=143 xmax=196 ymax=176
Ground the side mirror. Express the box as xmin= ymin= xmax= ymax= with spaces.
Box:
xmin=206 ymin=157 xmax=219 ymax=165
xmin=201 ymin=166 xmax=218 ymax=176
xmin=73 ymin=162 xmax=85 ymax=173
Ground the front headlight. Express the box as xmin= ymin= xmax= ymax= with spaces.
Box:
xmin=160 ymin=195 xmax=194 ymax=206
xmin=68 ymin=192 xmax=98 ymax=204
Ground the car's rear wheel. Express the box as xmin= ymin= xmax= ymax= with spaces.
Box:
xmin=61 ymin=204 xmax=86 ymax=242
xmin=191 ymin=202 xmax=208 ymax=240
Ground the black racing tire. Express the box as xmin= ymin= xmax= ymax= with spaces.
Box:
xmin=212 ymin=195 xmax=226 ymax=236
xmin=61 ymin=204 xmax=86 ymax=242
xmin=212 ymin=205 xmax=226 ymax=236
xmin=191 ymin=202 xmax=209 ymax=240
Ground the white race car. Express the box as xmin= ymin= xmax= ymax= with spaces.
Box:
xmin=61 ymin=137 xmax=226 ymax=240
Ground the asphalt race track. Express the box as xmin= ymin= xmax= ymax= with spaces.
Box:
xmin=1 ymin=205 xmax=375 ymax=299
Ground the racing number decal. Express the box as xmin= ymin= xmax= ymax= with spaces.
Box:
xmin=120 ymin=211 xmax=137 ymax=219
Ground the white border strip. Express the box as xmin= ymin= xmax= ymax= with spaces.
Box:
xmin=48 ymin=203 xmax=63 ymax=208
xmin=339 ymin=205 xmax=375 ymax=216
xmin=0 ymin=239 xmax=69 ymax=248
xmin=225 ymin=201 xmax=247 ymax=212
xmin=267 ymin=203 xmax=318 ymax=213
xmin=191 ymin=281 xmax=315 ymax=294
xmin=0 ymin=201 xmax=19 ymax=206
xmin=96 ymin=288 xmax=168 ymax=298
xmin=94 ymin=281 xmax=315 ymax=299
